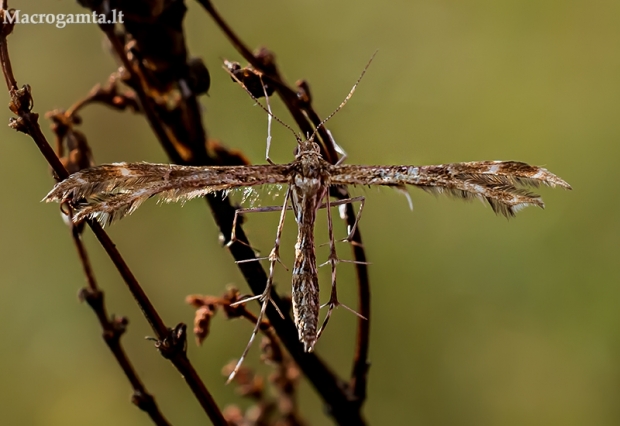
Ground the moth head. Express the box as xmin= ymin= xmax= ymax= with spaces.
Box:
xmin=296 ymin=138 xmax=321 ymax=158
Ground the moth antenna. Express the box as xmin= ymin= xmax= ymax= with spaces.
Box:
xmin=222 ymin=62 xmax=299 ymax=142
xmin=308 ymin=50 xmax=378 ymax=142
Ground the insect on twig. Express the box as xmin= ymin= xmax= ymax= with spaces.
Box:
xmin=44 ymin=54 xmax=571 ymax=381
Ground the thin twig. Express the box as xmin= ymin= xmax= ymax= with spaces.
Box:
xmin=197 ymin=0 xmax=371 ymax=407
xmin=189 ymin=291 xmax=303 ymax=424
xmin=0 ymin=9 xmax=225 ymax=426
xmin=92 ymin=6 xmax=367 ymax=424
xmin=196 ymin=1 xmax=336 ymax=163
xmin=71 ymin=224 xmax=171 ymax=426
xmin=64 ymin=74 xmax=141 ymax=118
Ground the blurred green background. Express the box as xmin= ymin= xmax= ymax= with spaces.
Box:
xmin=0 ymin=1 xmax=618 ymax=425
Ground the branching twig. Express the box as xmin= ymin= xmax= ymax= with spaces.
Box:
xmin=46 ymin=112 xmax=169 ymax=424
xmin=83 ymin=3 xmax=368 ymax=423
xmin=0 ymin=8 xmax=225 ymax=426
xmin=197 ymin=0 xmax=371 ymax=407
xmin=64 ymin=74 xmax=141 ymax=118
xmin=188 ymin=289 xmax=305 ymax=425
xmin=72 ymin=224 xmax=171 ymax=426
xmin=5 ymin=0 xmax=371 ymax=422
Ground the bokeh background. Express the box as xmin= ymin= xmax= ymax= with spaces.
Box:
xmin=0 ymin=1 xmax=618 ymax=425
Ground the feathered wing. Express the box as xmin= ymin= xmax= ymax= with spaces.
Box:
xmin=44 ymin=162 xmax=292 ymax=225
xmin=330 ymin=161 xmax=571 ymax=217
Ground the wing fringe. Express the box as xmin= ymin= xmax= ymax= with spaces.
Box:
xmin=331 ymin=160 xmax=570 ymax=218
xmin=44 ymin=162 xmax=290 ymax=226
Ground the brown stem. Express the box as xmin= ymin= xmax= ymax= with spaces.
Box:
xmin=196 ymin=0 xmax=338 ymax=164
xmin=101 ymin=3 xmax=368 ymax=422
xmin=345 ymin=218 xmax=371 ymax=400
xmin=64 ymin=75 xmax=141 ymax=119
xmin=71 ymin=225 xmax=171 ymax=426
xmin=0 ymin=10 xmax=226 ymax=426
xmin=197 ymin=0 xmax=372 ymax=408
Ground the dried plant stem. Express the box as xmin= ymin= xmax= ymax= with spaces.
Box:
xmin=0 ymin=10 xmax=226 ymax=426
xmin=71 ymin=225 xmax=171 ymax=426
xmin=196 ymin=0 xmax=334 ymax=159
xmin=197 ymin=0 xmax=372 ymax=407
xmin=91 ymin=4 xmax=368 ymax=424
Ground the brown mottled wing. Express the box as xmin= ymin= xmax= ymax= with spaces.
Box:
xmin=44 ymin=162 xmax=292 ymax=225
xmin=329 ymin=161 xmax=571 ymax=217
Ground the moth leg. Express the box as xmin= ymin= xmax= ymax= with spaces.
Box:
xmin=226 ymin=204 xmax=291 ymax=257
xmin=318 ymin=195 xmax=366 ymax=247
xmin=227 ymin=189 xmax=290 ymax=383
xmin=326 ymin=129 xmax=348 ymax=166
xmin=316 ymin=194 xmax=366 ymax=341
xmin=260 ymin=75 xmax=276 ymax=165
xmin=339 ymin=196 xmax=366 ymax=245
